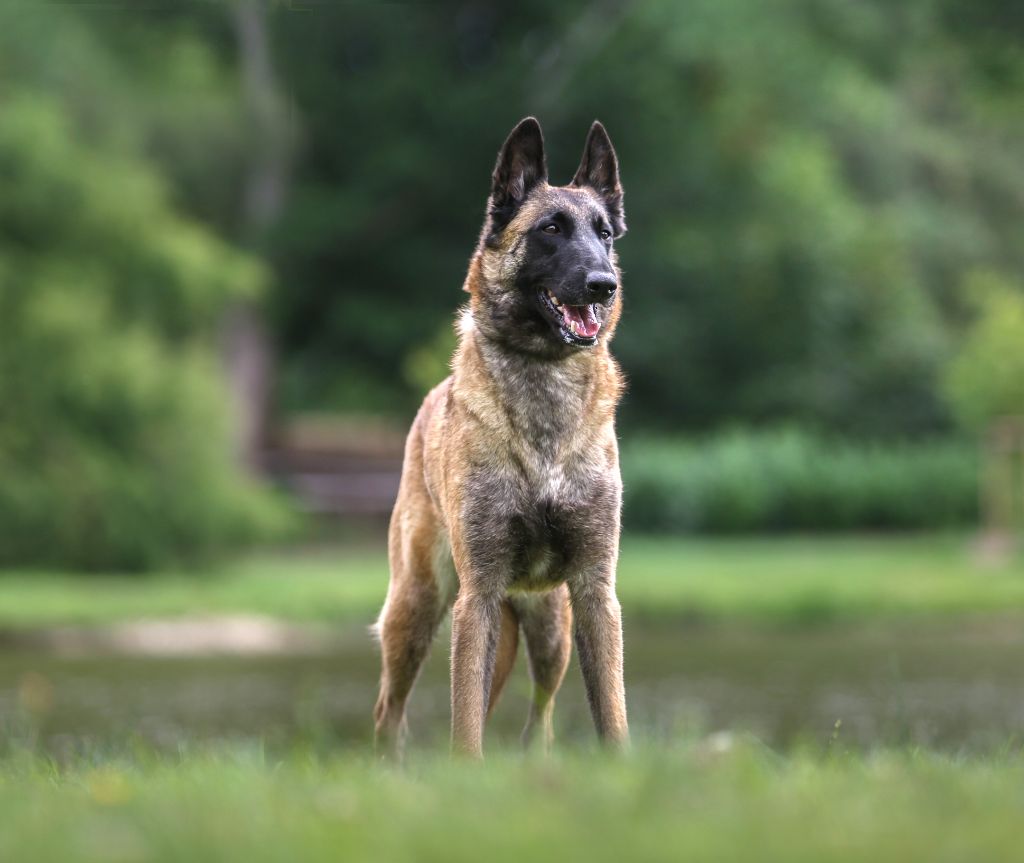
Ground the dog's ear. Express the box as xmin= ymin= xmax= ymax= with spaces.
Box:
xmin=572 ymin=120 xmax=625 ymax=237
xmin=489 ymin=117 xmax=548 ymax=232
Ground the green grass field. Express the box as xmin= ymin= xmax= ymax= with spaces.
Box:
xmin=3 ymin=742 xmax=1024 ymax=862
xmin=4 ymin=535 xmax=1024 ymax=859
xmin=0 ymin=534 xmax=1022 ymax=628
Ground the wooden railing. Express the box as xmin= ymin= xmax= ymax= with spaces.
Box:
xmin=260 ymin=416 xmax=405 ymax=516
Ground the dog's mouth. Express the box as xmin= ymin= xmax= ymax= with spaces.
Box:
xmin=538 ymin=289 xmax=601 ymax=346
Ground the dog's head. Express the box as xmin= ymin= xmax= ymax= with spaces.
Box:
xmin=467 ymin=117 xmax=626 ymax=356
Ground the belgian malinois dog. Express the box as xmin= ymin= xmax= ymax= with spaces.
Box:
xmin=374 ymin=117 xmax=628 ymax=759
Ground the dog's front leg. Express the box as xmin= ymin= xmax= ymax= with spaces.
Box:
xmin=569 ymin=575 xmax=629 ymax=749
xmin=450 ymin=587 xmax=503 ymax=758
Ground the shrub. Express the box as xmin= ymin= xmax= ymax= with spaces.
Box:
xmin=0 ymin=96 xmax=285 ymax=571
xmin=943 ymin=271 xmax=1024 ymax=430
xmin=621 ymin=427 xmax=977 ymax=533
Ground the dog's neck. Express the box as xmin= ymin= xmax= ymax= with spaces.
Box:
xmin=458 ymin=309 xmax=617 ymax=455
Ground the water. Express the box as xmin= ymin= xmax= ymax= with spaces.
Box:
xmin=3 ymin=617 xmax=1024 ymax=756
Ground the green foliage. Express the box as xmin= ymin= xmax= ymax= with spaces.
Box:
xmin=0 ymin=94 xmax=283 ymax=570
xmin=402 ymin=322 xmax=458 ymax=397
xmin=944 ymin=271 xmax=1024 ymax=428
xmin=2 ymin=0 xmax=1021 ymax=436
xmin=261 ymin=0 xmax=1024 ymax=436
xmin=0 ymin=0 xmax=251 ymax=233
xmin=0 ymin=0 xmax=1020 ymax=563
xmin=622 ymin=428 xmax=977 ymax=532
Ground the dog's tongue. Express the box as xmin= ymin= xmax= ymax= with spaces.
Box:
xmin=562 ymin=304 xmax=601 ymax=338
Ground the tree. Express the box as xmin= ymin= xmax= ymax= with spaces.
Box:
xmin=0 ymin=3 xmax=283 ymax=569
xmin=945 ymin=272 xmax=1024 ymax=429
xmin=944 ymin=271 xmax=1024 ymax=545
xmin=261 ymin=0 xmax=1024 ymax=435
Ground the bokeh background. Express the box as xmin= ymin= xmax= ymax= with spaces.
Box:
xmin=3 ymin=0 xmax=1024 ymax=762
xmin=3 ymin=0 xmax=1024 ymax=572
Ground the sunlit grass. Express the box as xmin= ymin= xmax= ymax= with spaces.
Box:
xmin=0 ymin=534 xmax=1022 ymax=627
xmin=1 ymin=741 xmax=1023 ymax=862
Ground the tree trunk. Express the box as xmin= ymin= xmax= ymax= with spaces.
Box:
xmin=226 ymin=0 xmax=291 ymax=471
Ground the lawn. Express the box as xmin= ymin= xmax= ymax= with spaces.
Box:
xmin=0 ymin=534 xmax=1022 ymax=628
xmin=2 ymin=742 xmax=1024 ymax=862
xmin=5 ymin=537 xmax=1024 ymax=860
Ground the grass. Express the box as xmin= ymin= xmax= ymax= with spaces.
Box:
xmin=2 ymin=742 xmax=1024 ymax=862
xmin=619 ymin=534 xmax=1024 ymax=622
xmin=0 ymin=534 xmax=1023 ymax=628
xmin=5 ymin=538 xmax=1024 ymax=860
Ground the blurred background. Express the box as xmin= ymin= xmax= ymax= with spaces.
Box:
xmin=2 ymin=0 xmax=1024 ymax=755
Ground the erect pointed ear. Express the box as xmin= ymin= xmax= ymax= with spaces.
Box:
xmin=488 ymin=117 xmax=547 ymax=231
xmin=572 ymin=120 xmax=625 ymax=237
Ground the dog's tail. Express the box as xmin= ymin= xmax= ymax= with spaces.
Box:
xmin=368 ymin=593 xmax=389 ymax=645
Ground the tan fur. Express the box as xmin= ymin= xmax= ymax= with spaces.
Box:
xmin=374 ymin=123 xmax=629 ymax=759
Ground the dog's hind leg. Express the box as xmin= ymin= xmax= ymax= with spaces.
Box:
xmin=374 ymin=521 xmax=453 ymax=760
xmin=485 ymin=600 xmax=520 ymax=721
xmin=514 ymin=585 xmax=572 ymax=752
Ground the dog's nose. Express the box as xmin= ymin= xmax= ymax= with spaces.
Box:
xmin=585 ymin=272 xmax=618 ymax=302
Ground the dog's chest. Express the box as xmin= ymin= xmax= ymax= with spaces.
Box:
xmin=499 ymin=450 xmax=594 ymax=590
xmin=462 ymin=347 xmax=618 ymax=589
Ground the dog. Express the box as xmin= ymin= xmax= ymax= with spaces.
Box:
xmin=373 ymin=117 xmax=628 ymax=758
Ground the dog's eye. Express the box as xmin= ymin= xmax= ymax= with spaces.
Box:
xmin=542 ymin=224 xmax=560 ymax=235
xmin=600 ymin=228 xmax=612 ymax=241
